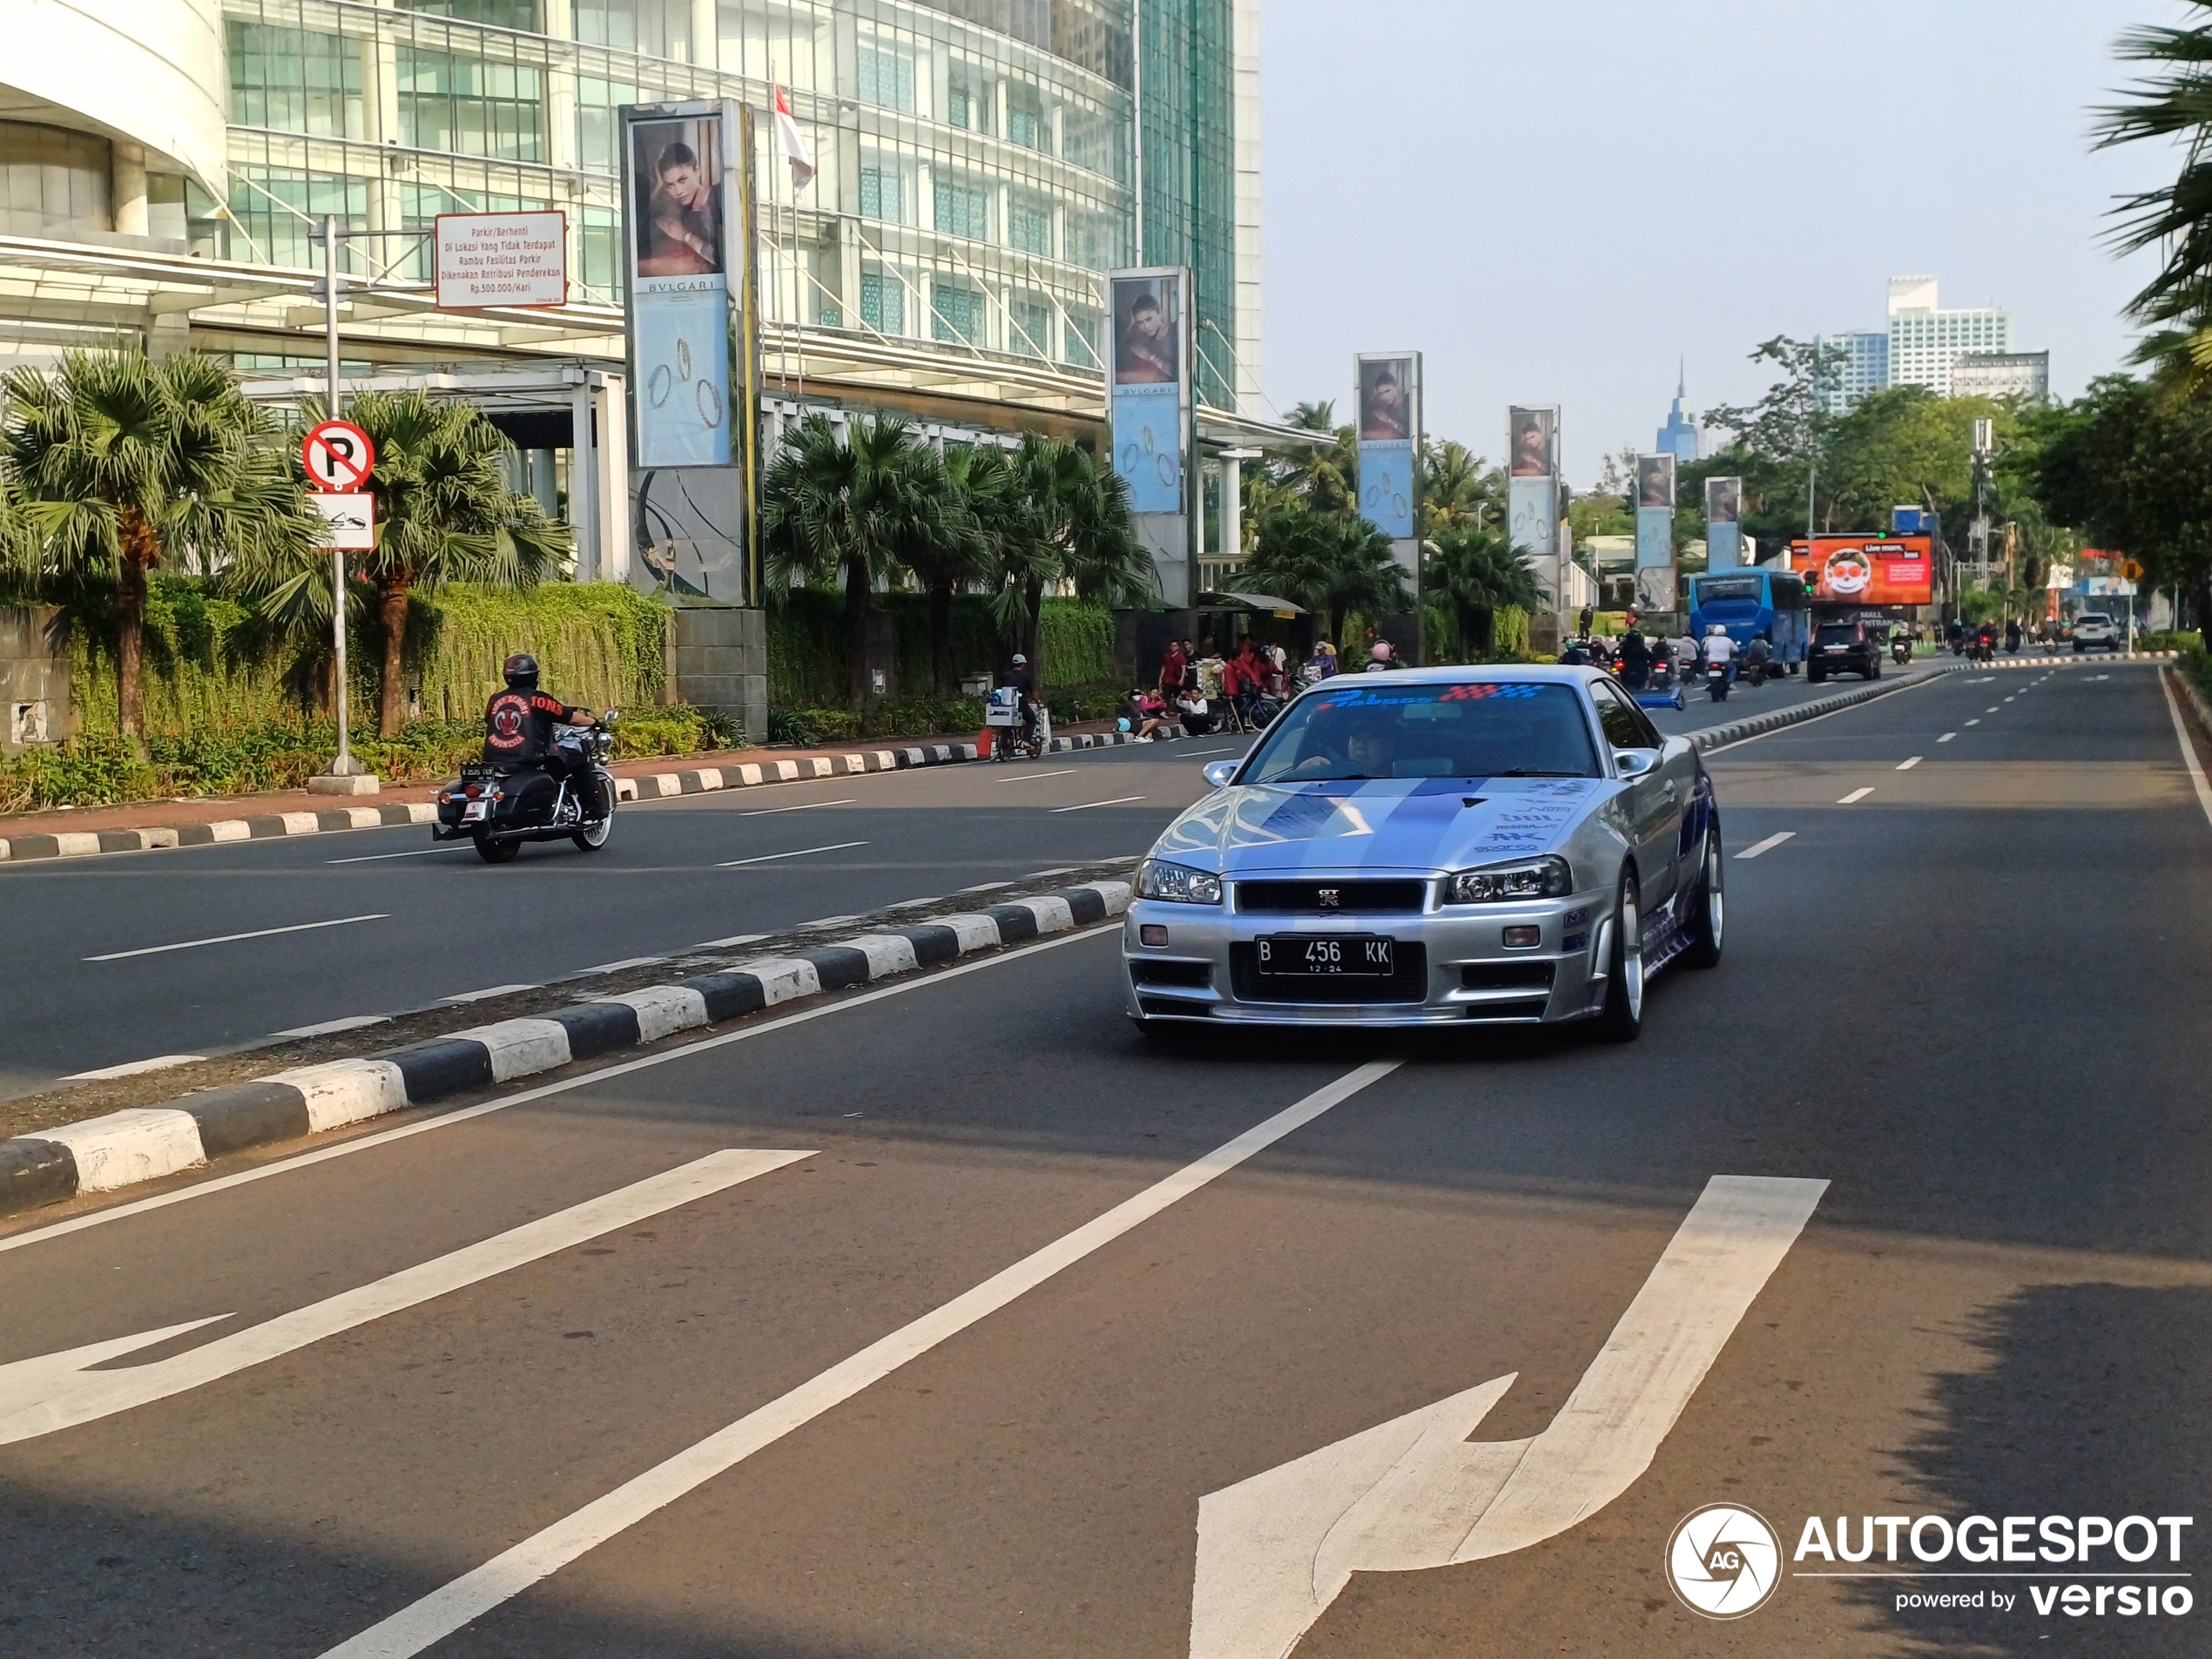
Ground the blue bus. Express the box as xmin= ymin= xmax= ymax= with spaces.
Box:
xmin=1688 ymin=569 xmax=1811 ymax=668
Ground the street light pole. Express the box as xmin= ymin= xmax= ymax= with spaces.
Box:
xmin=322 ymin=214 xmax=362 ymax=777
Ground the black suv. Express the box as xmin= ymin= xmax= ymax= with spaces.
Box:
xmin=1809 ymin=620 xmax=1880 ymax=682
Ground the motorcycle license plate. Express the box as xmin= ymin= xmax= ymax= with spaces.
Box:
xmin=462 ymin=799 xmax=488 ymax=823
xmin=1256 ymin=934 xmax=1393 ymax=978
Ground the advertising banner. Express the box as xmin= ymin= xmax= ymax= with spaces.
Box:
xmin=1704 ymin=475 xmax=1743 ymax=571
xmin=1796 ymin=534 xmax=1935 ymax=605
xmin=1505 ymin=404 xmax=1559 ymax=571
xmin=1635 ymin=454 xmax=1675 ymax=570
xmin=1109 ymin=267 xmax=1189 ymax=515
xmin=623 ymin=103 xmax=747 ymax=470
xmin=1356 ymin=354 xmax=1420 ymax=540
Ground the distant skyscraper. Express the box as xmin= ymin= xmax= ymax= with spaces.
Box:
xmin=1655 ymin=367 xmax=1699 ymax=465
xmin=1815 ymin=275 xmax=2027 ymax=410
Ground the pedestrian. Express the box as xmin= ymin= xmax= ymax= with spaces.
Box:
xmin=1578 ymin=604 xmax=1595 ymax=638
xmin=1158 ymin=637 xmax=1188 ymax=698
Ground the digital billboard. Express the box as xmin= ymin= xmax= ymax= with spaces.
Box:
xmin=1635 ymin=454 xmax=1675 ymax=570
xmin=1794 ymin=534 xmax=1935 ymax=605
xmin=1356 ymin=354 xmax=1420 ymax=540
xmin=1704 ymin=475 xmax=1743 ymax=571
xmin=1109 ymin=266 xmax=1189 ymax=515
xmin=1507 ymin=406 xmax=1557 ymax=477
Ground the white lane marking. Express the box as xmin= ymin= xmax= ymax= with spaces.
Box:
xmin=59 ymin=1055 xmax=205 ymax=1082
xmin=1049 ymin=794 xmax=1146 ymax=813
xmin=1897 ymin=756 xmax=1922 ymax=771
xmin=717 ymin=840 xmax=868 ymax=867
xmin=1734 ymin=832 xmax=1796 ymax=860
xmin=991 ymin=768 xmax=1078 ymax=785
xmin=0 ymin=1150 xmax=809 ymax=1446
xmin=1190 ymin=1175 xmax=1828 ymax=1659
xmin=439 ymin=984 xmax=536 ymax=1003
xmin=2159 ymin=671 xmax=2212 ymax=835
xmin=1183 ymin=746 xmax=1242 ymax=756
xmin=1986 ymin=706 xmax=2001 ymax=713
xmin=316 ymin=1061 xmax=1403 ymax=1659
xmin=84 ymin=914 xmax=389 ymax=962
xmin=1838 ymin=787 xmax=1874 ymax=804
xmin=571 ymin=956 xmax=666 ymax=975
xmin=327 ymin=845 xmax=469 ymax=864
xmin=0 ymin=925 xmax=1116 ymax=1258
xmin=1938 ymin=732 xmax=1957 ymax=743
xmin=269 ymin=1015 xmax=391 ymax=1041
xmin=959 ymin=880 xmax=1015 ymax=893
xmin=2005 ymin=696 xmax=2016 ymax=702
xmin=692 ymin=932 xmax=770 ymax=949
xmin=1965 ymin=718 xmax=1980 ymax=726
xmin=738 ymin=798 xmax=856 ymax=816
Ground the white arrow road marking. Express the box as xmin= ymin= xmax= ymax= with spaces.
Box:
xmin=1188 ymin=1173 xmax=1827 ymax=1659
xmin=0 ymin=1150 xmax=810 ymax=1446
xmin=316 ymin=1061 xmax=1401 ymax=1659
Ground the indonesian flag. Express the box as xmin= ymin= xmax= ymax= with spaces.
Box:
xmin=773 ymin=86 xmax=816 ymax=190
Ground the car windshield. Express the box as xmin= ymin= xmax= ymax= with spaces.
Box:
xmin=2078 ymin=614 xmax=2111 ymax=626
xmin=1240 ymin=681 xmax=1601 ymax=784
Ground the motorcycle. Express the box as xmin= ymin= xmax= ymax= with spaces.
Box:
xmin=434 ymin=713 xmax=619 ymax=863
xmin=1706 ymin=658 xmax=1732 ymax=703
xmin=1892 ymin=635 xmax=1913 ymax=667
xmin=1972 ymin=634 xmax=1996 ymax=664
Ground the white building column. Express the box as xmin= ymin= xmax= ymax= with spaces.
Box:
xmin=111 ymin=141 xmax=148 ymax=234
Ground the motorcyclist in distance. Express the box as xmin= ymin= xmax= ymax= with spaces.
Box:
xmin=483 ymin=652 xmax=601 ymax=811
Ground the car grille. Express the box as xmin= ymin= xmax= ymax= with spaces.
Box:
xmin=1235 ymin=880 xmax=1428 ymax=913
xmin=1229 ymin=942 xmax=1429 ymax=1003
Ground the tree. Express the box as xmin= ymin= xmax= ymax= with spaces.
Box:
xmin=280 ymin=390 xmax=568 ymax=736
xmin=2094 ymin=4 xmax=2212 ymax=384
xmin=762 ymin=415 xmax=954 ymax=707
xmin=1419 ymin=439 xmax=1504 ymax=538
xmin=917 ymin=445 xmax=1001 ymax=697
xmin=1242 ymin=508 xmax=1407 ymax=646
xmin=1425 ymin=526 xmax=1548 ymax=658
xmin=988 ymin=434 xmax=1149 ymax=668
xmin=0 ymin=351 xmax=314 ymax=739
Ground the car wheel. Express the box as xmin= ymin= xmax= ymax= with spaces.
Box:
xmin=1683 ymin=826 xmax=1723 ymax=969
xmin=1595 ymin=870 xmax=1644 ymax=1042
xmin=473 ymin=833 xmax=520 ymax=864
xmin=1808 ymin=668 xmax=1825 ymax=684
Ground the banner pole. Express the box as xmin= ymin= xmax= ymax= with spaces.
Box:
xmin=324 ymin=214 xmax=357 ymax=778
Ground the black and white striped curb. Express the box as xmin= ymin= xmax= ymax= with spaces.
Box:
xmin=0 ymin=731 xmax=1163 ymax=864
xmin=0 ymin=880 xmax=1131 ymax=1222
xmin=1685 ymin=666 xmax=1952 ymax=754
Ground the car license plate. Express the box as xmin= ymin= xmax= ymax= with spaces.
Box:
xmin=462 ymin=799 xmax=488 ymax=823
xmin=1255 ymin=934 xmax=1394 ymax=977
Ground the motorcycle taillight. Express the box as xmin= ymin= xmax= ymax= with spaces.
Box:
xmin=464 ymin=785 xmax=482 ymax=799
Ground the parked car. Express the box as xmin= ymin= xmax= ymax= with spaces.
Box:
xmin=1808 ymin=621 xmax=1881 ymax=683
xmin=2072 ymin=612 xmax=2121 ymax=652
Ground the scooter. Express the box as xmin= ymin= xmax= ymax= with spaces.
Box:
xmin=434 ymin=714 xmax=619 ymax=863
xmin=1892 ymin=635 xmax=1913 ymax=667
xmin=1706 ymin=659 xmax=1731 ymax=703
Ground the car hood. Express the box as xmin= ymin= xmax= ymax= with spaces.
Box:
xmin=1148 ymin=776 xmax=1614 ymax=875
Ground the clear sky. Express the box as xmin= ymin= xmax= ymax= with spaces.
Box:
xmin=1259 ymin=0 xmax=2182 ymax=487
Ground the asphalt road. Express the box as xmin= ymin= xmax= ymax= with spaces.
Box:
xmin=1 ymin=657 xmax=2203 ymax=1656
xmin=0 ymin=664 xmax=1933 ymax=1097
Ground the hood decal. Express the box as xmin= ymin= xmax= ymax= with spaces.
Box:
xmin=1153 ymin=775 xmax=1607 ymax=873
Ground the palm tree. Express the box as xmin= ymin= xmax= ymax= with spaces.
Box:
xmin=1419 ymin=439 xmax=1501 ymax=536
xmin=0 ymin=351 xmax=314 ymax=738
xmin=989 ymin=434 xmax=1150 ymax=670
xmin=762 ymin=415 xmax=954 ymax=706
xmin=1241 ymin=505 xmax=1407 ymax=646
xmin=914 ymin=444 xmax=1001 ymax=697
xmin=2097 ymin=5 xmax=2212 ymax=384
xmin=252 ymin=390 xmax=569 ymax=737
xmin=1426 ymin=526 xmax=1548 ymax=659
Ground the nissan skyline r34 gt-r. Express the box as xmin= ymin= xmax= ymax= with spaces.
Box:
xmin=1123 ymin=665 xmax=1724 ymax=1041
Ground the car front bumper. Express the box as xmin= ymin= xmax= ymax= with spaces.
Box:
xmin=1123 ymin=884 xmax=1618 ymax=1028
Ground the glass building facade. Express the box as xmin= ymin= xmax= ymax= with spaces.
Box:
xmin=192 ymin=0 xmax=1240 ymax=403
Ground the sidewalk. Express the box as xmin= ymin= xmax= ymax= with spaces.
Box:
xmin=0 ymin=720 xmax=1141 ymax=862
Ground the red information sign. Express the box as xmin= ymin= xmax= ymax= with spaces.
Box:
xmin=302 ymin=421 xmax=375 ymax=494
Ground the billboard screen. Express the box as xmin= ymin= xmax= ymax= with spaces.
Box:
xmin=1705 ymin=475 xmax=1743 ymax=571
xmin=1356 ymin=354 xmax=1420 ymax=539
xmin=1796 ymin=534 xmax=1935 ymax=605
xmin=1109 ymin=267 xmax=1188 ymax=514
xmin=1635 ymin=454 xmax=1675 ymax=570
xmin=1508 ymin=405 xmax=1557 ymax=477
xmin=624 ymin=105 xmax=744 ymax=470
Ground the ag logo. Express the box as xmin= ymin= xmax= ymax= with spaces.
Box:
xmin=1665 ymin=1504 xmax=1782 ymax=1620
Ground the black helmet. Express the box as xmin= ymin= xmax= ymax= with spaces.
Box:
xmin=503 ymin=652 xmax=539 ymax=691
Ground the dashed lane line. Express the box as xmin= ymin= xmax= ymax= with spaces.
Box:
xmin=717 ymin=840 xmax=868 ymax=867
xmin=327 ymin=846 xmax=470 ymax=864
xmin=738 ymin=798 xmax=857 ymax=816
xmin=1966 ymin=718 xmax=1980 ymax=726
xmin=991 ymin=769 xmax=1079 ymax=785
xmin=84 ymin=914 xmax=389 ymax=962
xmin=1897 ymin=757 xmax=1922 ymax=771
xmin=1735 ymin=832 xmax=1796 ymax=860
xmin=1838 ymin=787 xmax=1874 ymax=805
xmin=1938 ymin=733 xmax=1957 ymax=743
xmin=1049 ymin=795 xmax=1146 ymax=813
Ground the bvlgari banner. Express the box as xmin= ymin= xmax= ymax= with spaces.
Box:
xmin=1356 ymin=354 xmax=1420 ymax=540
xmin=1109 ymin=266 xmax=1190 ymax=515
xmin=1705 ymin=475 xmax=1743 ymax=571
xmin=1506 ymin=404 xmax=1559 ymax=569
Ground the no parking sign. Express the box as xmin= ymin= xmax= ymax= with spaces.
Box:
xmin=302 ymin=420 xmax=375 ymax=493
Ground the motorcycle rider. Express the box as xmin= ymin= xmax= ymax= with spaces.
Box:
xmin=1702 ymin=624 xmax=1737 ymax=683
xmin=1001 ymin=651 xmax=1042 ymax=752
xmin=483 ymin=653 xmax=601 ymax=813
xmin=1742 ymin=633 xmax=1773 ymax=685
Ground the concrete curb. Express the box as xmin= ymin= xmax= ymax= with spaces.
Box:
xmin=0 ymin=880 xmax=1132 ymax=1222
xmin=1685 ymin=666 xmax=1950 ymax=753
xmin=0 ymin=732 xmax=1163 ymax=864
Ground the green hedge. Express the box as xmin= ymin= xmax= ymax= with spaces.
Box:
xmin=766 ymin=589 xmax=1117 ymax=705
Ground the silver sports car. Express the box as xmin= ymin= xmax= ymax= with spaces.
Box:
xmin=1123 ymin=664 xmax=1723 ymax=1039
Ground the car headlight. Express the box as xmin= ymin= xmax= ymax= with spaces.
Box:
xmin=1136 ymin=859 xmax=1224 ymax=905
xmin=1444 ymin=855 xmax=1573 ymax=904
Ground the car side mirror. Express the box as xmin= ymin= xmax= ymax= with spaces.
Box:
xmin=1613 ymin=749 xmax=1659 ymax=779
xmin=1203 ymin=759 xmax=1240 ymax=789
